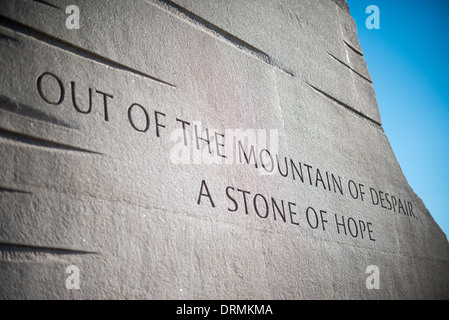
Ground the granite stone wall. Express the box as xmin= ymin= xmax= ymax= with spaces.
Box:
xmin=0 ymin=0 xmax=448 ymax=299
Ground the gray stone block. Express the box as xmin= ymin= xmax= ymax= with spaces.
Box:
xmin=0 ymin=0 xmax=448 ymax=299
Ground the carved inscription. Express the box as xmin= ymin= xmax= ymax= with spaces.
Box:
xmin=35 ymin=71 xmax=418 ymax=242
xmin=198 ymin=180 xmax=377 ymax=242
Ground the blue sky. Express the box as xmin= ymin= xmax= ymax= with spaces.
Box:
xmin=346 ymin=0 xmax=449 ymax=238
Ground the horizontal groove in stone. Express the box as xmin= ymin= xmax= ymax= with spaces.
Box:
xmin=0 ymin=241 xmax=99 ymax=257
xmin=152 ymin=0 xmax=295 ymax=77
xmin=0 ymin=15 xmax=176 ymax=87
xmin=305 ymin=82 xmax=382 ymax=128
xmin=0 ymin=127 xmax=104 ymax=155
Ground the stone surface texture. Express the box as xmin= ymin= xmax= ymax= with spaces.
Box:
xmin=0 ymin=0 xmax=448 ymax=299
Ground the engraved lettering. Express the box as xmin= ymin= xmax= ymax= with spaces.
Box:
xmin=37 ymin=72 xmax=65 ymax=105
xmin=128 ymin=103 xmax=149 ymax=132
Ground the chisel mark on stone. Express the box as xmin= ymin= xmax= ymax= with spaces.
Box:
xmin=0 ymin=186 xmax=31 ymax=194
xmin=305 ymin=82 xmax=382 ymax=128
xmin=32 ymin=0 xmax=61 ymax=10
xmin=0 ymin=95 xmax=76 ymax=129
xmin=327 ymin=51 xmax=372 ymax=83
xmin=151 ymin=0 xmax=295 ymax=77
xmin=0 ymin=241 xmax=99 ymax=255
xmin=0 ymin=16 xmax=176 ymax=88
xmin=343 ymin=40 xmax=364 ymax=57
xmin=0 ymin=128 xmax=104 ymax=155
